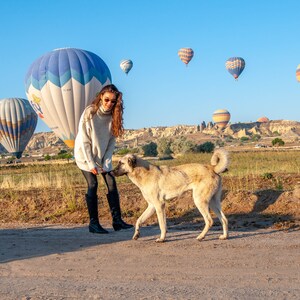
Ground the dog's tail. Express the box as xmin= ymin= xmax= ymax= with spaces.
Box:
xmin=210 ymin=149 xmax=229 ymax=174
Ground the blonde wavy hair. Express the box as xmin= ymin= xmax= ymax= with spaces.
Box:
xmin=89 ymin=84 xmax=124 ymax=137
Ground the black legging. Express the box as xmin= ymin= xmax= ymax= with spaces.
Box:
xmin=81 ymin=170 xmax=117 ymax=198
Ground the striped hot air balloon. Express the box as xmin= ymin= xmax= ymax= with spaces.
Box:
xmin=296 ymin=64 xmax=300 ymax=82
xmin=25 ymin=48 xmax=112 ymax=148
xmin=178 ymin=48 xmax=194 ymax=66
xmin=0 ymin=98 xmax=37 ymax=158
xmin=120 ymin=59 xmax=133 ymax=74
xmin=212 ymin=109 xmax=231 ymax=129
xmin=225 ymin=57 xmax=245 ymax=80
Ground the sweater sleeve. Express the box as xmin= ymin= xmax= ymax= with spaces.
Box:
xmin=102 ymin=135 xmax=116 ymax=172
xmin=77 ymin=113 xmax=97 ymax=170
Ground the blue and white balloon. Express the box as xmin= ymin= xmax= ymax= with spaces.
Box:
xmin=120 ymin=59 xmax=133 ymax=75
xmin=25 ymin=48 xmax=112 ymax=148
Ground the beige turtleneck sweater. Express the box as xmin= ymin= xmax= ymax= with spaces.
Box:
xmin=74 ymin=105 xmax=116 ymax=172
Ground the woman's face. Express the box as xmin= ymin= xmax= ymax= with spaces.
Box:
xmin=101 ymin=91 xmax=117 ymax=111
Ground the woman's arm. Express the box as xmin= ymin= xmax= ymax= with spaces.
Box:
xmin=76 ymin=112 xmax=97 ymax=171
xmin=101 ymin=136 xmax=116 ymax=172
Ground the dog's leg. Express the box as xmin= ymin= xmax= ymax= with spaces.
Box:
xmin=195 ymin=203 xmax=213 ymax=241
xmin=154 ymin=202 xmax=167 ymax=243
xmin=193 ymin=187 xmax=214 ymax=241
xmin=210 ymin=187 xmax=228 ymax=240
xmin=132 ymin=203 xmax=155 ymax=240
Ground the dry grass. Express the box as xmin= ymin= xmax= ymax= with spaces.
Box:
xmin=0 ymin=150 xmax=299 ymax=229
xmin=1 ymin=151 xmax=299 ymax=190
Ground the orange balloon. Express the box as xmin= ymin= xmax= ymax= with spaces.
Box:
xmin=257 ymin=116 xmax=269 ymax=123
xmin=212 ymin=109 xmax=231 ymax=129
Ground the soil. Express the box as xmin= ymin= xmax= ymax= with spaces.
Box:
xmin=0 ymin=175 xmax=300 ymax=299
xmin=0 ymin=224 xmax=299 ymax=299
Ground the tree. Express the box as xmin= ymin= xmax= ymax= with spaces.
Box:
xmin=252 ymin=134 xmax=261 ymax=142
xmin=170 ymin=136 xmax=196 ymax=154
xmin=272 ymin=138 xmax=285 ymax=147
xmin=157 ymin=138 xmax=172 ymax=158
xmin=44 ymin=154 xmax=51 ymax=161
xmin=240 ymin=136 xmax=249 ymax=142
xmin=196 ymin=141 xmax=215 ymax=153
xmin=142 ymin=142 xmax=158 ymax=157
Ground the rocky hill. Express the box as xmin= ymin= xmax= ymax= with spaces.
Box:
xmin=116 ymin=120 xmax=300 ymax=147
xmin=18 ymin=119 xmax=299 ymax=154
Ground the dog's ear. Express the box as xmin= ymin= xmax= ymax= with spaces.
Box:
xmin=128 ymin=155 xmax=137 ymax=168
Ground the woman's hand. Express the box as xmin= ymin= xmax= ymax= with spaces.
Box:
xmin=90 ymin=167 xmax=99 ymax=175
xmin=91 ymin=166 xmax=106 ymax=175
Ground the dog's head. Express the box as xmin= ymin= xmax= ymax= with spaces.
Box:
xmin=112 ymin=154 xmax=137 ymax=177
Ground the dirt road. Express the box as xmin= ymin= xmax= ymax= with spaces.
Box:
xmin=0 ymin=224 xmax=299 ymax=300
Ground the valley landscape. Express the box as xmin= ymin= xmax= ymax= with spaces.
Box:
xmin=1 ymin=1 xmax=300 ymax=298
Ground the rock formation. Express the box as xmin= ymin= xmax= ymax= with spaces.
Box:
xmin=1 ymin=120 xmax=298 ymax=154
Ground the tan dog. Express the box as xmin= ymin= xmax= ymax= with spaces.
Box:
xmin=113 ymin=150 xmax=229 ymax=243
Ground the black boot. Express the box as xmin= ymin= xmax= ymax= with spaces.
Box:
xmin=85 ymin=194 xmax=108 ymax=234
xmin=106 ymin=191 xmax=133 ymax=231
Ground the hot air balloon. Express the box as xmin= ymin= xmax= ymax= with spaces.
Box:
xmin=225 ymin=57 xmax=245 ymax=80
xmin=212 ymin=109 xmax=231 ymax=129
xmin=120 ymin=59 xmax=133 ymax=74
xmin=178 ymin=48 xmax=194 ymax=66
xmin=257 ymin=116 xmax=269 ymax=123
xmin=296 ymin=64 xmax=300 ymax=82
xmin=25 ymin=48 xmax=112 ymax=148
xmin=0 ymin=98 xmax=37 ymax=158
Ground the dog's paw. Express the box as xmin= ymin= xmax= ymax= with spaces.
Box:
xmin=219 ymin=234 xmax=228 ymax=240
xmin=132 ymin=232 xmax=140 ymax=240
xmin=155 ymin=238 xmax=165 ymax=243
xmin=196 ymin=235 xmax=205 ymax=241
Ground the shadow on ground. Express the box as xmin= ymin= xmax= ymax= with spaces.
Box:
xmin=1 ymin=188 xmax=299 ymax=263
xmin=168 ymin=188 xmax=299 ymax=231
xmin=0 ymin=225 xmax=158 ymax=263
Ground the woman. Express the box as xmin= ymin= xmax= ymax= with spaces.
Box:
xmin=74 ymin=84 xmax=133 ymax=234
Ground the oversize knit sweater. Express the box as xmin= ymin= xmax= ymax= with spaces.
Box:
xmin=74 ymin=105 xmax=116 ymax=172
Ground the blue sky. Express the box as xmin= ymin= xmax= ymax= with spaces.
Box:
xmin=0 ymin=0 xmax=299 ymax=133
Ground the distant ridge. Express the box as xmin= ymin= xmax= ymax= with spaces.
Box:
xmin=21 ymin=119 xmax=299 ymax=153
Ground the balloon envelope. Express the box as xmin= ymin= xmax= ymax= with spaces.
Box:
xmin=120 ymin=59 xmax=133 ymax=74
xmin=257 ymin=116 xmax=269 ymax=123
xmin=212 ymin=109 xmax=231 ymax=129
xmin=178 ymin=48 xmax=194 ymax=65
xmin=296 ymin=64 xmax=300 ymax=82
xmin=25 ymin=48 xmax=112 ymax=148
xmin=0 ymin=98 xmax=37 ymax=158
xmin=225 ymin=57 xmax=245 ymax=79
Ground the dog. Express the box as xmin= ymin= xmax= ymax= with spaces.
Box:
xmin=113 ymin=149 xmax=229 ymax=243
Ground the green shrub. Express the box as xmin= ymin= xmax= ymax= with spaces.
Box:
xmin=252 ymin=134 xmax=261 ymax=142
xmin=272 ymin=138 xmax=285 ymax=147
xmin=44 ymin=154 xmax=51 ymax=161
xmin=215 ymin=140 xmax=225 ymax=147
xmin=196 ymin=141 xmax=215 ymax=153
xmin=262 ymin=172 xmax=273 ymax=180
xmin=274 ymin=178 xmax=283 ymax=190
xmin=142 ymin=142 xmax=158 ymax=157
xmin=115 ymin=148 xmax=131 ymax=155
xmin=225 ymin=136 xmax=234 ymax=142
xmin=240 ymin=136 xmax=249 ymax=142
xmin=170 ymin=136 xmax=196 ymax=154
xmin=157 ymin=138 xmax=172 ymax=158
